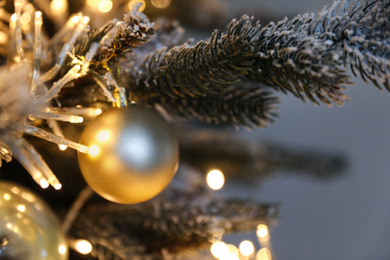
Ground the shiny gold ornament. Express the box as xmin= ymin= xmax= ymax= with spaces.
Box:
xmin=78 ymin=105 xmax=179 ymax=204
xmin=0 ymin=181 xmax=68 ymax=260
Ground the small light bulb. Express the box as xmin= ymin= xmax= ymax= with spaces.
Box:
xmin=94 ymin=108 xmax=102 ymax=116
xmin=239 ymin=240 xmax=255 ymax=256
xmin=20 ymin=12 xmax=31 ymax=24
xmin=98 ymin=0 xmax=113 ymax=13
xmin=59 ymin=144 xmax=68 ymax=151
xmin=50 ymin=0 xmax=68 ymax=13
xmin=58 ymin=245 xmax=67 ymax=255
xmin=17 ymin=204 xmax=26 ymax=212
xmin=211 ymin=241 xmax=229 ymax=259
xmin=75 ymin=239 xmax=92 ymax=255
xmin=70 ymin=15 xmax=80 ymax=24
xmin=54 ymin=183 xmax=62 ymax=190
xmin=39 ymin=179 xmax=50 ymax=189
xmin=86 ymin=0 xmax=100 ymax=7
xmin=151 ymin=0 xmax=170 ymax=9
xmin=83 ymin=16 xmax=90 ymax=24
xmin=206 ymin=169 xmax=225 ymax=190
xmin=256 ymin=248 xmax=272 ymax=260
xmin=89 ymin=145 xmax=100 ymax=157
xmin=257 ymin=224 xmax=269 ymax=238
xmin=3 ymin=193 xmax=11 ymax=200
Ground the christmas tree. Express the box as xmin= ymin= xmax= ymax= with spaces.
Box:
xmin=0 ymin=0 xmax=389 ymax=259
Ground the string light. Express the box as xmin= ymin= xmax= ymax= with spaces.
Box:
xmin=151 ymin=0 xmax=170 ymax=9
xmin=20 ymin=12 xmax=31 ymax=25
xmin=17 ymin=204 xmax=26 ymax=212
xmin=86 ymin=0 xmax=100 ymax=7
xmin=127 ymin=0 xmax=146 ymax=12
xmin=211 ymin=241 xmax=229 ymax=259
xmin=74 ymin=239 xmax=92 ymax=255
xmin=206 ymin=169 xmax=225 ymax=190
xmin=97 ymin=0 xmax=113 ymax=13
xmin=239 ymin=240 xmax=255 ymax=257
xmin=59 ymin=145 xmax=68 ymax=151
xmin=39 ymin=179 xmax=50 ymax=189
xmin=256 ymin=248 xmax=272 ymax=260
xmin=88 ymin=145 xmax=100 ymax=157
xmin=256 ymin=224 xmax=269 ymax=238
xmin=0 ymin=31 xmax=8 ymax=44
xmin=58 ymin=245 xmax=67 ymax=255
xmin=50 ymin=0 xmax=68 ymax=13
xmin=3 ymin=193 xmax=11 ymax=200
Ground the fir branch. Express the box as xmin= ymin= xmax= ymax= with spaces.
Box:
xmin=91 ymin=8 xmax=154 ymax=67
xmin=69 ymin=167 xmax=279 ymax=259
xmin=126 ymin=15 xmax=262 ymax=98
xmin=246 ymin=0 xmax=390 ymax=105
xmin=140 ymin=83 xmax=279 ymax=128
xmin=70 ymin=198 xmax=278 ymax=259
xmin=176 ymin=126 xmax=347 ymax=180
xmin=127 ymin=0 xmax=390 ymax=106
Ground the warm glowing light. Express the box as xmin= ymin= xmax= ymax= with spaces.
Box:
xmin=127 ymin=0 xmax=146 ymax=12
xmin=75 ymin=239 xmax=92 ymax=254
xmin=0 ymin=31 xmax=8 ymax=45
xmin=211 ymin=241 xmax=229 ymax=259
xmin=86 ymin=0 xmax=100 ymax=7
xmin=3 ymin=193 xmax=11 ymax=200
xmin=54 ymin=183 xmax=62 ymax=190
xmin=256 ymin=224 xmax=269 ymax=238
xmin=59 ymin=245 xmax=67 ymax=254
xmin=11 ymin=187 xmax=20 ymax=194
xmin=11 ymin=13 xmax=17 ymax=22
xmin=151 ymin=0 xmax=170 ymax=9
xmin=206 ymin=169 xmax=225 ymax=190
xmin=97 ymin=130 xmax=110 ymax=142
xmin=50 ymin=0 xmax=68 ymax=12
xmin=59 ymin=144 xmax=68 ymax=151
xmin=256 ymin=248 xmax=272 ymax=260
xmin=98 ymin=0 xmax=113 ymax=13
xmin=6 ymin=222 xmax=13 ymax=230
xmin=71 ymin=15 xmax=80 ymax=24
xmin=24 ymin=4 xmax=35 ymax=13
xmin=89 ymin=145 xmax=100 ymax=157
xmin=83 ymin=16 xmax=90 ymax=24
xmin=17 ymin=204 xmax=26 ymax=212
xmin=71 ymin=116 xmax=84 ymax=123
xmin=20 ymin=12 xmax=31 ymax=24
xmin=239 ymin=240 xmax=255 ymax=256
xmin=94 ymin=108 xmax=103 ymax=115
xmin=39 ymin=179 xmax=50 ymax=189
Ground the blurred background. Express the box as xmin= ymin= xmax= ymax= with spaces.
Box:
xmin=3 ymin=0 xmax=390 ymax=259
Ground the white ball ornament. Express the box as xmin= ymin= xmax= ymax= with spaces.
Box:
xmin=0 ymin=181 xmax=68 ymax=260
xmin=78 ymin=105 xmax=179 ymax=204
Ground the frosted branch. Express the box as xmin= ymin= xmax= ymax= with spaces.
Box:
xmin=6 ymin=136 xmax=61 ymax=189
xmin=14 ymin=123 xmax=89 ymax=153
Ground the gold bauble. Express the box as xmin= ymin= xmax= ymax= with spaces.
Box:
xmin=0 ymin=181 xmax=68 ymax=260
xmin=78 ymin=105 xmax=179 ymax=204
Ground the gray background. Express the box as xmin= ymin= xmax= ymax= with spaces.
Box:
xmin=216 ymin=0 xmax=390 ymax=259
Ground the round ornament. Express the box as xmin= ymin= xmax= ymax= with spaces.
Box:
xmin=0 ymin=181 xmax=68 ymax=260
xmin=78 ymin=105 xmax=179 ymax=204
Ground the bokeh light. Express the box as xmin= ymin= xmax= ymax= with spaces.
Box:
xmin=206 ymin=169 xmax=225 ymax=190
xmin=239 ymin=240 xmax=255 ymax=256
xmin=151 ymin=0 xmax=170 ymax=9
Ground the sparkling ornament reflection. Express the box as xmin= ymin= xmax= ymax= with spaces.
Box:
xmin=0 ymin=181 xmax=68 ymax=260
xmin=78 ymin=105 xmax=179 ymax=204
